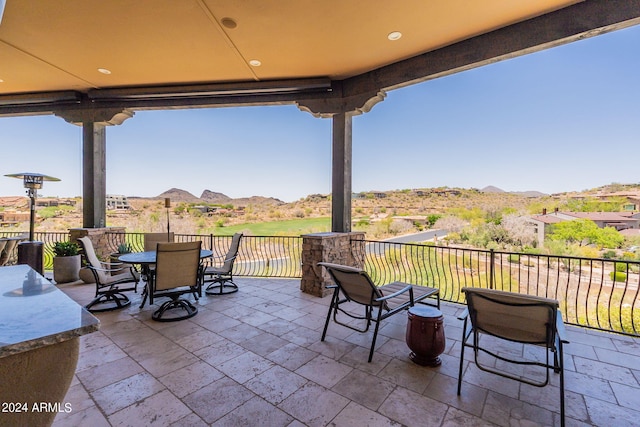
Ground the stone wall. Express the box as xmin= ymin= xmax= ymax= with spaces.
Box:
xmin=69 ymin=227 xmax=125 ymax=261
xmin=300 ymin=232 xmax=365 ymax=297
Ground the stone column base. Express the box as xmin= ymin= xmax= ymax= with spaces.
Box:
xmin=300 ymin=232 xmax=365 ymax=297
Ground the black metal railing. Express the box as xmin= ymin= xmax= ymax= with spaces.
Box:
xmin=0 ymin=231 xmax=70 ymax=270
xmin=355 ymin=239 xmax=640 ymax=336
xmin=6 ymin=228 xmax=639 ymax=337
xmin=104 ymin=232 xmax=303 ymax=278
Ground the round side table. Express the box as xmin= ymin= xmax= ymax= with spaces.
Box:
xmin=405 ymin=305 xmax=446 ymax=366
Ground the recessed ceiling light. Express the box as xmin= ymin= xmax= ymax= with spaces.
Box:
xmin=97 ymin=68 xmax=112 ymax=75
xmin=388 ymin=31 xmax=402 ymax=41
xmin=221 ymin=17 xmax=237 ymax=29
xmin=0 ymin=78 xmax=4 ymax=83
xmin=249 ymin=60 xmax=261 ymax=67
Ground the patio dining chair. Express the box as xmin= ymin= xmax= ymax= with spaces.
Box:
xmin=78 ymin=236 xmax=140 ymax=312
xmin=143 ymin=241 xmax=203 ymax=322
xmin=318 ymin=262 xmax=439 ymax=362
xmin=0 ymin=239 xmax=7 ymax=266
xmin=0 ymin=236 xmax=26 ymax=266
xmin=457 ymin=287 xmax=569 ymax=427
xmin=204 ymin=233 xmax=243 ymax=295
xmin=144 ymin=232 xmax=175 ymax=252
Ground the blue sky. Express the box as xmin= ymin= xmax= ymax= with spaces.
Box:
xmin=1 ymin=25 xmax=640 ymax=203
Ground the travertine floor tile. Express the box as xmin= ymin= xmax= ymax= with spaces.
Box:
xmin=295 ymin=354 xmax=353 ymax=388
xmin=158 ymin=360 xmax=224 ymax=398
xmin=76 ymin=356 xmax=145 ymax=392
xmin=55 ymin=279 xmax=640 ymax=427
xmin=379 ymin=387 xmax=449 ymax=427
xmin=266 ymin=342 xmax=318 ymax=371
xmin=244 ymin=365 xmax=308 ymax=404
xmin=108 ymin=389 xmax=192 ymax=427
xmin=331 ymin=401 xmax=401 ymax=427
xmin=183 ymin=377 xmax=255 ymax=424
xmin=92 ymin=372 xmax=165 ymax=415
xmin=211 ymin=396 xmax=294 ymax=427
xmin=331 ymin=369 xmax=396 ymax=410
xmin=279 ymin=383 xmax=350 ymax=427
xmin=217 ymin=351 xmax=274 ymax=384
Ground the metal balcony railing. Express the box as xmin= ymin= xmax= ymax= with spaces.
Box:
xmin=6 ymin=229 xmax=640 ymax=337
xmin=0 ymin=231 xmax=69 ymax=270
xmin=104 ymin=232 xmax=303 ymax=278
xmin=355 ymin=239 xmax=640 ymax=336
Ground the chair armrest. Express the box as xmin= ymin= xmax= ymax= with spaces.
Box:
xmin=556 ymin=311 xmax=569 ymax=343
xmin=206 ymin=254 xmax=237 ymax=265
xmin=99 ymin=260 xmax=124 ymax=268
xmin=375 ymin=284 xmax=413 ymax=302
xmin=89 ymin=264 xmax=127 ymax=274
xmin=457 ymin=308 xmax=469 ymax=321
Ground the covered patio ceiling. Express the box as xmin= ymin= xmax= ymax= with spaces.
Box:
xmin=1 ymin=0 xmax=639 ymax=231
xmin=1 ymin=0 xmax=639 ymax=115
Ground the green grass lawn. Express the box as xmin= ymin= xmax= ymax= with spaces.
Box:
xmin=212 ymin=217 xmax=331 ymax=235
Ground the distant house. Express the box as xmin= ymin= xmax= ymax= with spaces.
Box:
xmin=36 ymin=197 xmax=76 ymax=207
xmin=0 ymin=210 xmax=30 ymax=226
xmin=594 ymin=191 xmax=640 ymax=211
xmin=106 ymin=195 xmax=130 ymax=210
xmin=528 ymin=210 xmax=640 ymax=247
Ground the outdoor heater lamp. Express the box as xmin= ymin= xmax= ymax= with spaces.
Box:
xmin=5 ymin=172 xmax=61 ymax=242
xmin=4 ymin=172 xmax=60 ymax=275
xmin=165 ymin=198 xmax=171 ymax=241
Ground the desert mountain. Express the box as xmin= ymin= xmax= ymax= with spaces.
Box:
xmin=481 ymin=186 xmax=546 ymax=198
xmin=154 ymin=188 xmax=284 ymax=207
xmin=200 ymin=190 xmax=232 ymax=204
xmin=228 ymin=196 xmax=285 ymax=207
xmin=157 ymin=188 xmax=201 ymax=203
xmin=481 ymin=186 xmax=504 ymax=193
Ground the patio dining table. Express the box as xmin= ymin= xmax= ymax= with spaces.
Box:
xmin=118 ymin=249 xmax=212 ymax=308
xmin=118 ymin=249 xmax=213 ymax=266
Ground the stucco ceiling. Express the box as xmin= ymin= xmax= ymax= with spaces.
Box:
xmin=0 ymin=0 xmax=582 ymax=95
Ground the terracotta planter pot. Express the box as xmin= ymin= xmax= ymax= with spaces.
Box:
xmin=53 ymin=254 xmax=81 ymax=284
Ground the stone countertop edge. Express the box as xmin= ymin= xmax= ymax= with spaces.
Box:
xmin=0 ymin=321 xmax=99 ymax=359
xmin=0 ymin=265 xmax=100 ymax=359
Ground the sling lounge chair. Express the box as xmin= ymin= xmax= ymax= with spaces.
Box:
xmin=457 ymin=287 xmax=569 ymax=426
xmin=318 ymin=262 xmax=439 ymax=362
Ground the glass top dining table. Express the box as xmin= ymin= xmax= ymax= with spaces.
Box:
xmin=118 ymin=249 xmax=213 ymax=265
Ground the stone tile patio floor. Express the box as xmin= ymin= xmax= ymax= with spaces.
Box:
xmin=51 ymin=277 xmax=640 ymax=426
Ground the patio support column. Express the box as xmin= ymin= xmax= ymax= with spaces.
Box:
xmin=298 ymin=87 xmax=386 ymax=234
xmin=83 ymin=122 xmax=107 ymax=228
xmin=332 ymin=112 xmax=352 ymax=233
xmin=54 ymin=107 xmax=134 ymax=228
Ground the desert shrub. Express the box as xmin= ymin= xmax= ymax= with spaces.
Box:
xmin=602 ymin=250 xmax=617 ymax=259
xmin=615 ymin=263 xmax=627 ymax=273
xmin=507 ymin=254 xmax=520 ymax=264
xmin=485 ymin=241 xmax=500 ymax=251
xmin=610 ymin=271 xmax=627 ymax=282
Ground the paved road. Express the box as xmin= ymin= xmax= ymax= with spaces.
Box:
xmin=382 ymin=229 xmax=446 ymax=244
xmin=364 ymin=229 xmax=447 ymax=255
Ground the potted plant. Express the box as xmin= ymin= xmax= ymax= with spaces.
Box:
xmin=53 ymin=241 xmax=81 ymax=284
xmin=117 ymin=243 xmax=132 ymax=254
xmin=110 ymin=242 xmax=132 ymax=263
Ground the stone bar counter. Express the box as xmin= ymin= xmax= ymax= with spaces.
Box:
xmin=0 ymin=265 xmax=99 ymax=427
